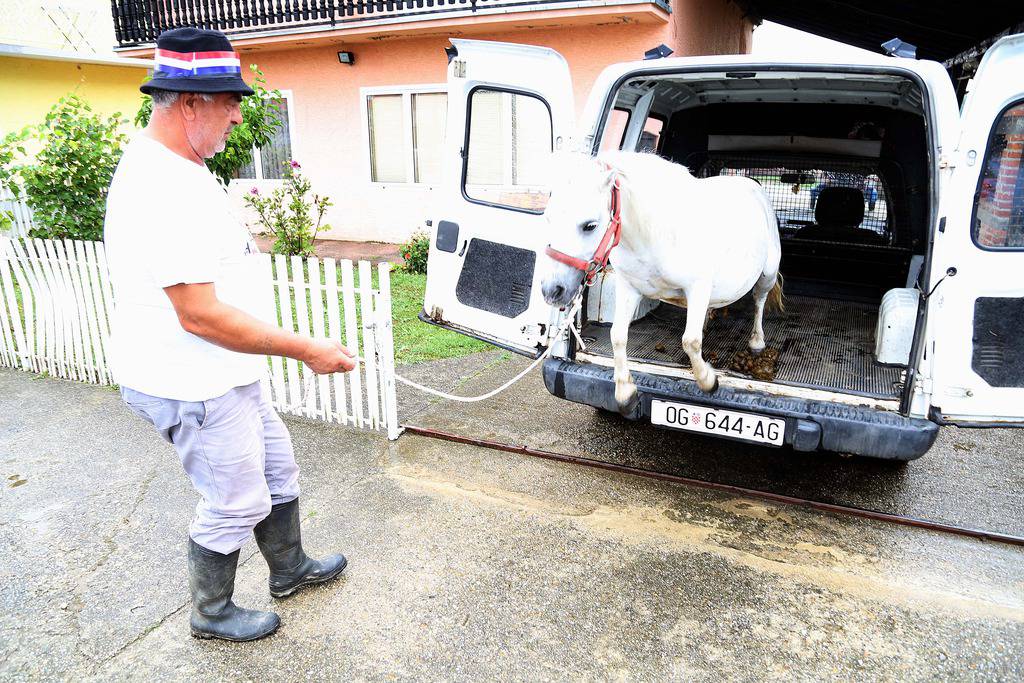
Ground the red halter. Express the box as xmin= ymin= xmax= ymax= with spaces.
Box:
xmin=544 ymin=167 xmax=623 ymax=286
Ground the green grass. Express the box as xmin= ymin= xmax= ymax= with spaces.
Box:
xmin=270 ymin=260 xmax=489 ymax=366
xmin=2 ymin=279 xmax=25 ymax=345
xmin=388 ymin=271 xmax=489 ymax=364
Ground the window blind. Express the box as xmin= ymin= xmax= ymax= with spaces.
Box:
xmin=413 ymin=93 xmax=446 ymax=185
xmin=368 ymin=94 xmax=407 ymax=183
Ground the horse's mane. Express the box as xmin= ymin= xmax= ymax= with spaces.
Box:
xmin=589 ymin=151 xmax=698 ymax=246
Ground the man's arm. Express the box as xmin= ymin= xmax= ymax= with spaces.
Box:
xmin=164 ymin=282 xmax=356 ymax=374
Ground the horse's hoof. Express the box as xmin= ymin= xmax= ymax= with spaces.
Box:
xmin=617 ymin=391 xmax=640 ymax=417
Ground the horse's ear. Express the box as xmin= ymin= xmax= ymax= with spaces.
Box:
xmin=601 ymin=166 xmax=619 ymax=191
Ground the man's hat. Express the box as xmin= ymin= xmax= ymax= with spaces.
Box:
xmin=141 ymin=27 xmax=254 ymax=97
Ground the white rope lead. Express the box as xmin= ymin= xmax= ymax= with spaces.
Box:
xmin=393 ymin=292 xmax=583 ymax=403
xmin=280 ymin=291 xmax=584 ymax=412
xmin=393 ymin=342 xmax=552 ymax=403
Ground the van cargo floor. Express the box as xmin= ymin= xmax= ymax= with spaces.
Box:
xmin=579 ymin=295 xmax=904 ymax=399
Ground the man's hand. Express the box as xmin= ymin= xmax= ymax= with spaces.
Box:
xmin=304 ymin=339 xmax=357 ymax=374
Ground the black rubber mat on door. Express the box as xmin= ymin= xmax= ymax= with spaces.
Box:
xmin=580 ymin=294 xmax=903 ymax=399
xmin=455 ymin=238 xmax=535 ymax=318
xmin=972 ymin=297 xmax=1024 ymax=387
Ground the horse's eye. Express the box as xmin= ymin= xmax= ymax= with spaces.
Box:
xmin=582 ymin=221 xmax=599 ymax=233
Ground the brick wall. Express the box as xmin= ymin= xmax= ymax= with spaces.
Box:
xmin=977 ymin=104 xmax=1024 ymax=248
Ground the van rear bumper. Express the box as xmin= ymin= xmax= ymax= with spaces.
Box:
xmin=542 ymin=359 xmax=938 ymax=461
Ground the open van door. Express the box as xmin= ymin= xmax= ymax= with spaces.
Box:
xmin=929 ymin=34 xmax=1024 ymax=425
xmin=421 ymin=39 xmax=574 ymax=356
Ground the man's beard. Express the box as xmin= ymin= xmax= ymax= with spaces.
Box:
xmin=204 ymin=127 xmax=232 ymax=157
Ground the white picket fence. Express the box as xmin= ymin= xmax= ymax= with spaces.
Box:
xmin=0 ymin=186 xmax=34 ymax=238
xmin=265 ymin=253 xmax=399 ymax=439
xmin=0 ymin=236 xmax=400 ymax=439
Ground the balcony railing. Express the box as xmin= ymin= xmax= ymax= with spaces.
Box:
xmin=112 ymin=0 xmax=671 ymax=48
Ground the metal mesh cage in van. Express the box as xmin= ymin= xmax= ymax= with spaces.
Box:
xmin=698 ymin=155 xmax=894 ymax=244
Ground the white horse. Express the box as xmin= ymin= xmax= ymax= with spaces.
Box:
xmin=541 ymin=151 xmax=783 ymax=414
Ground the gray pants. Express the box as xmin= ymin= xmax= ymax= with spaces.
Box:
xmin=121 ymin=380 xmax=300 ymax=554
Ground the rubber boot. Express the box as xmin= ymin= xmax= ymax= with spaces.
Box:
xmin=254 ymin=498 xmax=348 ymax=598
xmin=188 ymin=538 xmax=280 ymax=641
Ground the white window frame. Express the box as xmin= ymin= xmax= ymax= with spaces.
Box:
xmin=360 ymin=84 xmax=446 ymax=187
xmin=231 ymin=89 xmax=297 ymax=183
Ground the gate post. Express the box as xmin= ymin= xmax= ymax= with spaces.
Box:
xmin=375 ymin=262 xmax=401 ymax=440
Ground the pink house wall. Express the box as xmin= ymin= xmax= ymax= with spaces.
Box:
xmin=228 ymin=0 xmax=751 ymax=243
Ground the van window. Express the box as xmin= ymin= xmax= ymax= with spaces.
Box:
xmin=638 ymin=117 xmax=664 ymax=154
xmin=599 ymin=110 xmax=663 ymax=153
xmin=600 ymin=109 xmax=630 ymax=152
xmin=973 ymin=101 xmax=1024 ymax=249
xmin=464 ymin=88 xmax=552 ymax=212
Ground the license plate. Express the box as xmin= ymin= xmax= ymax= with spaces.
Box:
xmin=650 ymin=400 xmax=786 ymax=446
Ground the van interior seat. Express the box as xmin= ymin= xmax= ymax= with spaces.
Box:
xmin=781 ymin=186 xmax=907 ymax=300
xmin=795 ymin=187 xmax=886 ymax=245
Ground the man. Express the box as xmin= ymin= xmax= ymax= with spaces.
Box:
xmin=104 ymin=27 xmax=355 ymax=642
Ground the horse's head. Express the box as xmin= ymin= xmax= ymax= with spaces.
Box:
xmin=540 ymin=154 xmax=620 ymax=307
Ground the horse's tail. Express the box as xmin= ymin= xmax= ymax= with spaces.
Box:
xmin=767 ymin=273 xmax=785 ymax=313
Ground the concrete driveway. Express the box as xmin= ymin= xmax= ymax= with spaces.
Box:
xmin=1 ymin=363 xmax=1022 ymax=681
xmin=404 ymin=352 xmax=1024 ymax=536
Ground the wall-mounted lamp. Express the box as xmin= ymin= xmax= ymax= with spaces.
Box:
xmin=337 ymin=50 xmax=355 ymax=65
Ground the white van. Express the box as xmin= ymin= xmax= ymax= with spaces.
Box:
xmin=420 ymin=36 xmax=1024 ymax=461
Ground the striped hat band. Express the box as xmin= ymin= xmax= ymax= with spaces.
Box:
xmin=154 ymin=48 xmax=242 ymax=77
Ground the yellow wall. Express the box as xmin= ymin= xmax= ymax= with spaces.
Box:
xmin=0 ymin=57 xmax=148 ymax=136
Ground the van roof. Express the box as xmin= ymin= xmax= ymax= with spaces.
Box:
xmin=581 ymin=54 xmax=960 ymax=155
xmin=604 ymin=51 xmax=944 ymax=75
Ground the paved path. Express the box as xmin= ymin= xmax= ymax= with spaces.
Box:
xmin=253 ymin=237 xmax=402 ymax=263
xmin=0 ymin=367 xmax=1021 ymax=681
xmin=404 ymin=353 xmax=1024 ymax=536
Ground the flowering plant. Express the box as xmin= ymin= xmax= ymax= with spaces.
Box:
xmin=399 ymin=230 xmax=430 ymax=274
xmin=244 ymin=160 xmax=331 ymax=257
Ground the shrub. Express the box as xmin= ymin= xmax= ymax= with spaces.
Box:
xmin=399 ymin=230 xmax=430 ymax=274
xmin=0 ymin=129 xmax=24 ymax=188
xmin=135 ymin=65 xmax=283 ymax=186
xmin=244 ymin=160 xmax=331 ymax=257
xmin=0 ymin=133 xmax=22 ymax=233
xmin=4 ymin=95 xmax=127 ymax=241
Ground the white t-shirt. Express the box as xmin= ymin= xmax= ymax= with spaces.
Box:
xmin=104 ymin=135 xmax=272 ymax=401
